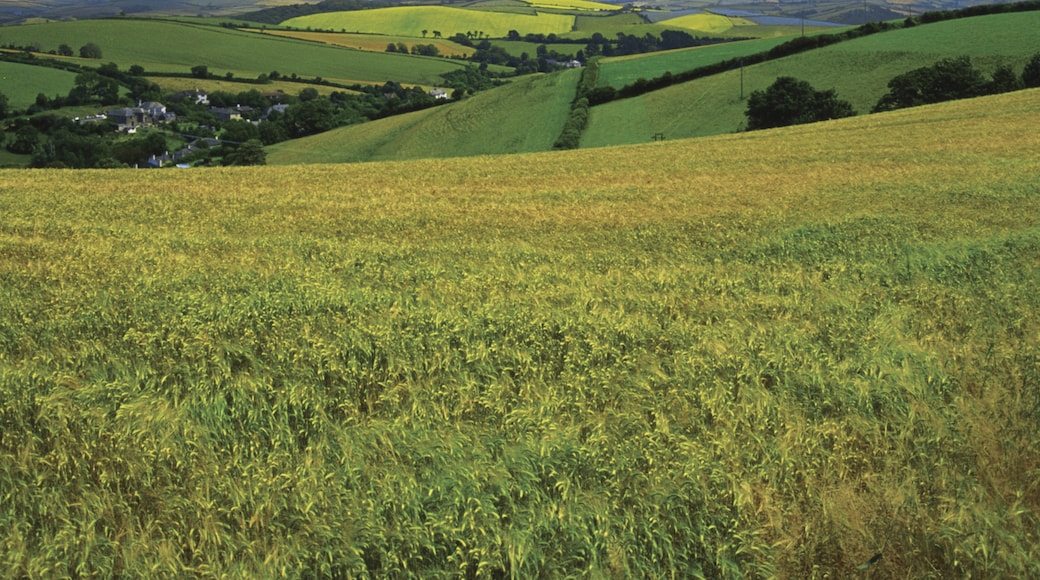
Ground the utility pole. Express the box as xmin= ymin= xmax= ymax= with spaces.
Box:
xmin=740 ymin=59 xmax=745 ymax=100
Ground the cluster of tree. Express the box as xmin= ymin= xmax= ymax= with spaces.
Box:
xmin=26 ymin=64 xmax=160 ymax=115
xmin=744 ymin=77 xmax=855 ymax=130
xmin=438 ymin=66 xmax=503 ymax=97
xmin=554 ymin=59 xmax=600 ymax=149
xmin=3 ymin=114 xmax=165 ymax=168
xmin=1 ymin=40 xmax=102 ymax=58
xmin=385 ymin=43 xmax=440 ymax=57
xmin=587 ymin=31 xmax=740 ymax=58
xmin=873 ymin=54 xmax=1040 ymax=112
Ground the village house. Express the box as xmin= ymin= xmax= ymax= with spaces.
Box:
xmin=428 ymin=88 xmax=450 ymax=100
xmin=176 ymin=89 xmax=209 ymax=105
xmin=102 ymin=101 xmax=175 ymax=131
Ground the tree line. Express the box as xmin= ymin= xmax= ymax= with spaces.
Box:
xmin=744 ymin=54 xmax=1040 ymax=131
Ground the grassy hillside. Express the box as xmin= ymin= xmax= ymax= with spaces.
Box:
xmin=267 ymin=69 xmax=582 ymax=164
xmin=2 ymin=89 xmax=1039 ymax=577
xmin=281 ymin=6 xmax=576 ymax=38
xmin=257 ymin=30 xmax=477 ymax=58
xmin=0 ymin=19 xmax=471 ymax=86
xmin=584 ymin=10 xmax=1040 ymax=146
xmin=596 ymin=35 xmax=810 ymax=89
xmin=0 ymin=60 xmax=79 ymax=110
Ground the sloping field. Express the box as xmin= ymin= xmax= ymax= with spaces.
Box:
xmin=257 ymin=29 xmax=476 ymax=58
xmin=584 ymin=11 xmax=1040 ymax=146
xmin=596 ymin=35 xmax=803 ymax=89
xmin=282 ymin=6 xmax=575 ymax=38
xmin=144 ymin=76 xmax=353 ymax=97
xmin=0 ymin=60 xmax=79 ymax=110
xmin=528 ymin=0 xmax=617 ymax=10
xmin=2 ymin=90 xmax=1039 ymax=577
xmin=657 ymin=12 xmax=756 ymax=34
xmin=267 ymin=69 xmax=582 ymax=164
xmin=0 ymin=19 xmax=470 ymax=85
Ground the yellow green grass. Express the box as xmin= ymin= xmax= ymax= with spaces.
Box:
xmin=656 ymin=12 xmax=757 ymax=34
xmin=1 ymin=89 xmax=1039 ymax=577
xmin=267 ymin=69 xmax=582 ymax=164
xmin=255 ymin=29 xmax=476 ymax=57
xmin=528 ymin=0 xmax=617 ymax=11
xmin=281 ymin=6 xmax=576 ymax=38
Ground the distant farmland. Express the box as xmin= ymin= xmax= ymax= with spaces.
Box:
xmin=0 ymin=19 xmax=473 ymax=85
xmin=281 ymin=6 xmax=576 ymax=38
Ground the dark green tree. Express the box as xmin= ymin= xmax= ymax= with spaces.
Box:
xmin=987 ymin=64 xmax=1023 ymax=94
xmin=873 ymin=56 xmax=987 ymax=112
xmin=8 ymin=125 xmax=39 ymax=154
xmin=191 ymin=65 xmax=210 ymax=79
xmin=745 ymin=76 xmax=855 ymax=131
xmin=221 ymin=119 xmax=261 ymax=143
xmin=57 ymin=44 xmax=74 ymax=57
xmin=79 ymin=42 xmax=102 ymax=59
xmin=0 ymin=92 xmax=8 ymax=119
xmin=1023 ymin=53 xmax=1040 ymax=88
xmin=69 ymin=71 xmax=120 ymax=106
xmin=223 ymin=139 xmax=266 ymax=166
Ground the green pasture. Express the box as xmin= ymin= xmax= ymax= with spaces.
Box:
xmin=0 ymin=19 xmax=472 ymax=86
xmin=267 ymin=69 xmax=581 ymax=164
xmin=491 ymin=40 xmax=581 ymax=58
xmin=282 ymin=6 xmax=576 ymax=38
xmin=2 ymin=90 xmax=1039 ymax=577
xmin=584 ymin=11 xmax=1040 ymax=147
xmin=0 ymin=60 xmax=79 ymax=110
xmin=596 ymin=35 xmax=822 ymax=89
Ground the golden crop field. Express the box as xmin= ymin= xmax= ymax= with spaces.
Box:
xmin=1 ymin=89 xmax=1039 ymax=577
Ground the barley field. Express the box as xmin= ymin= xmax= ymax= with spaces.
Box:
xmin=1 ymin=89 xmax=1038 ymax=577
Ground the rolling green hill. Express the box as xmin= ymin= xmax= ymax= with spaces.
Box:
xmin=267 ymin=69 xmax=582 ymax=164
xmin=282 ymin=6 xmax=577 ymax=38
xmin=0 ymin=19 xmax=473 ymax=86
xmin=582 ymin=10 xmax=1040 ymax=147
xmin=0 ymin=60 xmax=79 ymax=110
xmin=2 ymin=88 xmax=1039 ymax=577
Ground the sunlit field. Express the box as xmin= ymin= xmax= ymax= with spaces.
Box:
xmin=1 ymin=89 xmax=1038 ymax=577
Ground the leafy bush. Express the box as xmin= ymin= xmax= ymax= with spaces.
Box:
xmin=873 ymin=56 xmax=987 ymax=112
xmin=745 ymin=77 xmax=855 ymax=130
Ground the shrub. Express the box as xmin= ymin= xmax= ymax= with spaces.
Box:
xmin=745 ymin=77 xmax=855 ymax=131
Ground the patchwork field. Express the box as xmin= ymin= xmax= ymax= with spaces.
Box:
xmin=0 ymin=19 xmax=473 ymax=85
xmin=281 ymin=6 xmax=576 ymax=38
xmin=1 ymin=88 xmax=1039 ymax=577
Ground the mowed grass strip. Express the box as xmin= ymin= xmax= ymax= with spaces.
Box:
xmin=0 ymin=19 xmax=471 ymax=85
xmin=1 ymin=90 xmax=1038 ymax=577
xmin=282 ymin=6 xmax=576 ymax=38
